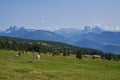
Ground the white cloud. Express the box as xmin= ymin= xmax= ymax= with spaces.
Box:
xmin=40 ymin=20 xmax=45 ymax=24
xmin=41 ymin=26 xmax=61 ymax=31
xmin=113 ymin=25 xmax=120 ymax=31
xmin=99 ymin=25 xmax=120 ymax=31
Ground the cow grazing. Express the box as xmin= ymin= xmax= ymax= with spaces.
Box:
xmin=36 ymin=54 xmax=40 ymax=59
xmin=32 ymin=54 xmax=40 ymax=63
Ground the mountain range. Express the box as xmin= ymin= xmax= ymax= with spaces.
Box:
xmin=0 ymin=26 xmax=120 ymax=53
xmin=55 ymin=27 xmax=120 ymax=53
xmin=0 ymin=26 xmax=71 ymax=43
xmin=54 ymin=26 xmax=103 ymax=38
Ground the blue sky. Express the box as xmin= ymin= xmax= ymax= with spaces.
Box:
xmin=0 ymin=0 xmax=120 ymax=31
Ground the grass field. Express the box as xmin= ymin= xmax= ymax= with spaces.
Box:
xmin=0 ymin=50 xmax=120 ymax=80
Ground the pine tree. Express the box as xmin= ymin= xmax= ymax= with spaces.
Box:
xmin=105 ymin=53 xmax=113 ymax=60
xmin=63 ymin=48 xmax=67 ymax=57
xmin=76 ymin=50 xmax=82 ymax=59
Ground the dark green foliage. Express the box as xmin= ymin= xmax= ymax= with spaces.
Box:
xmin=0 ymin=36 xmax=105 ymax=55
xmin=104 ymin=53 xmax=120 ymax=61
xmin=76 ymin=50 xmax=82 ymax=59
xmin=108 ymin=53 xmax=113 ymax=60
xmin=104 ymin=53 xmax=113 ymax=60
xmin=0 ymin=36 xmax=119 ymax=61
xmin=63 ymin=48 xmax=68 ymax=57
xmin=112 ymin=54 xmax=120 ymax=61
xmin=52 ymin=49 xmax=60 ymax=56
xmin=18 ymin=51 xmax=21 ymax=56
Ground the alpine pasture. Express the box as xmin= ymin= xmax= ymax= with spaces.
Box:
xmin=0 ymin=50 xmax=120 ymax=80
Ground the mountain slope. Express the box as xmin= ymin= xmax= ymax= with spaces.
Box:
xmin=1 ymin=26 xmax=120 ymax=53
xmin=74 ymin=32 xmax=120 ymax=53
xmin=0 ymin=26 xmax=71 ymax=43
xmin=54 ymin=28 xmax=82 ymax=38
xmin=54 ymin=26 xmax=103 ymax=38
xmin=0 ymin=36 xmax=104 ymax=55
xmin=74 ymin=39 xmax=103 ymax=49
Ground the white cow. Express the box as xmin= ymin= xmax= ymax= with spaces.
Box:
xmin=36 ymin=54 xmax=40 ymax=59
xmin=32 ymin=54 xmax=40 ymax=63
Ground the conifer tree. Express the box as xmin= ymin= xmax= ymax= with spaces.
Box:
xmin=76 ymin=50 xmax=82 ymax=59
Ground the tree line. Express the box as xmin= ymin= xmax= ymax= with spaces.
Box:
xmin=0 ymin=36 xmax=120 ymax=61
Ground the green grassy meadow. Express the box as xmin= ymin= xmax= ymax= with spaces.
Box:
xmin=0 ymin=50 xmax=120 ymax=80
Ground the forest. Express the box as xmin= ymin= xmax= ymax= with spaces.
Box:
xmin=0 ymin=36 xmax=120 ymax=61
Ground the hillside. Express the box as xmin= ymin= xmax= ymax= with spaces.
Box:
xmin=0 ymin=26 xmax=71 ymax=43
xmin=73 ymin=32 xmax=120 ymax=53
xmin=54 ymin=27 xmax=120 ymax=53
xmin=0 ymin=50 xmax=120 ymax=80
xmin=0 ymin=36 xmax=104 ymax=55
xmin=1 ymin=26 xmax=120 ymax=53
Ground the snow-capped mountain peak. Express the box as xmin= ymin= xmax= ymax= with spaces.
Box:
xmin=5 ymin=26 xmax=19 ymax=33
xmin=83 ymin=26 xmax=103 ymax=33
xmin=55 ymin=28 xmax=80 ymax=34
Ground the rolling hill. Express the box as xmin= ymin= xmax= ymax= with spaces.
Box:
xmin=0 ymin=36 xmax=104 ymax=56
